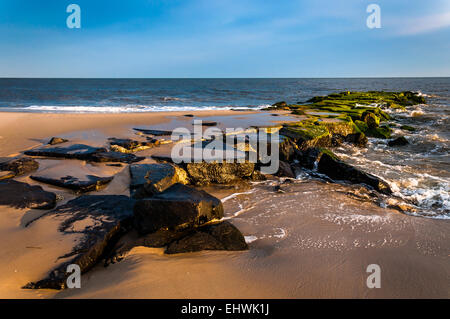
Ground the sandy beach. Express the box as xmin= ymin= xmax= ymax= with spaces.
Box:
xmin=0 ymin=110 xmax=448 ymax=299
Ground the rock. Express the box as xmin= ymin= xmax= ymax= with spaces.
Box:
xmin=30 ymin=175 xmax=114 ymax=193
xmin=23 ymin=195 xmax=135 ymax=290
xmin=362 ymin=112 xmax=380 ymax=129
xmin=271 ymin=101 xmax=287 ymax=108
xmin=344 ymin=132 xmax=368 ymax=147
xmin=185 ymin=162 xmax=255 ymax=185
xmin=295 ymin=147 xmax=324 ymax=169
xmin=400 ymin=125 xmax=416 ymax=132
xmin=317 ymin=153 xmax=392 ymax=195
xmin=0 ymin=180 xmax=56 ymax=209
xmin=48 ymin=137 xmax=68 ymax=145
xmin=278 ymin=135 xmax=297 ymax=162
xmin=25 ymin=144 xmax=107 ymax=160
xmin=280 ymin=123 xmax=332 ymax=150
xmin=133 ymin=128 xmax=172 ymax=136
xmin=133 ymin=183 xmax=224 ymax=235
xmin=275 ymin=161 xmax=295 ymax=178
xmin=184 ymin=114 xmax=194 ymax=117
xmin=0 ymin=171 xmax=15 ymax=180
xmin=388 ymin=136 xmax=409 ymax=147
xmin=108 ymin=138 xmax=160 ymax=153
xmin=129 ymin=163 xmax=189 ymax=198
xmin=138 ymin=229 xmax=189 ymax=248
xmin=197 ymin=121 xmax=217 ymax=127
xmin=0 ymin=157 xmax=39 ymax=176
xmin=90 ymin=151 xmax=145 ymax=164
xmin=165 ymin=221 xmax=248 ymax=254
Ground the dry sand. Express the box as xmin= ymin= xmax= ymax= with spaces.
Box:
xmin=0 ymin=111 xmax=448 ymax=298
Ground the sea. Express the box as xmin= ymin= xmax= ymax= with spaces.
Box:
xmin=0 ymin=77 xmax=448 ymax=218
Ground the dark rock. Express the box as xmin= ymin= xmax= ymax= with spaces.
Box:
xmin=388 ymin=136 xmax=409 ymax=147
xmin=278 ymin=135 xmax=297 ymax=162
xmin=275 ymin=161 xmax=295 ymax=178
xmin=0 ymin=180 xmax=56 ymax=209
xmin=362 ymin=112 xmax=380 ymax=129
xmin=106 ymin=163 xmax=123 ymax=167
xmin=400 ymin=125 xmax=416 ymax=132
xmin=23 ymin=195 xmax=135 ymax=289
xmin=133 ymin=183 xmax=224 ymax=235
xmin=344 ymin=132 xmax=368 ymax=147
xmin=196 ymin=121 xmax=217 ymax=127
xmin=129 ymin=163 xmax=188 ymax=198
xmin=90 ymin=151 xmax=145 ymax=164
xmin=0 ymin=157 xmax=39 ymax=176
xmin=295 ymin=148 xmax=323 ymax=169
xmin=133 ymin=128 xmax=172 ymax=136
xmin=151 ymin=154 xmax=175 ymax=163
xmin=271 ymin=101 xmax=287 ymax=108
xmin=108 ymin=137 xmax=160 ymax=153
xmin=184 ymin=114 xmax=194 ymax=117
xmin=48 ymin=137 xmax=68 ymax=145
xmin=165 ymin=221 xmax=248 ymax=254
xmin=138 ymin=229 xmax=189 ymax=248
xmin=318 ymin=153 xmax=392 ymax=195
xmin=30 ymin=175 xmax=114 ymax=193
xmin=25 ymin=144 xmax=107 ymax=160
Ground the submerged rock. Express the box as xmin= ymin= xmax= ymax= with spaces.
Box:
xmin=388 ymin=136 xmax=409 ymax=147
xmin=108 ymin=137 xmax=160 ymax=153
xmin=48 ymin=137 xmax=68 ymax=145
xmin=0 ymin=157 xmax=39 ymax=177
xmin=0 ymin=180 xmax=56 ymax=209
xmin=317 ymin=153 xmax=392 ymax=195
xmin=129 ymin=163 xmax=189 ymax=198
xmin=23 ymin=195 xmax=135 ymax=290
xmin=30 ymin=175 xmax=114 ymax=193
xmin=133 ymin=183 xmax=224 ymax=235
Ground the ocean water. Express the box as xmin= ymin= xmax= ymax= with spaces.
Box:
xmin=0 ymin=78 xmax=448 ymax=218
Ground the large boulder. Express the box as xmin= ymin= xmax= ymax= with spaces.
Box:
xmin=318 ymin=153 xmax=392 ymax=195
xmin=133 ymin=183 xmax=224 ymax=235
xmin=0 ymin=180 xmax=56 ymax=209
xmin=30 ymin=174 xmax=114 ymax=193
xmin=165 ymin=221 xmax=248 ymax=254
xmin=129 ymin=163 xmax=189 ymax=198
xmin=185 ymin=162 xmax=255 ymax=185
xmin=23 ymin=195 xmax=135 ymax=289
xmin=275 ymin=161 xmax=295 ymax=178
xmin=0 ymin=157 xmax=39 ymax=177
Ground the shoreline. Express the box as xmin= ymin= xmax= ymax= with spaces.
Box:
xmin=0 ymin=104 xmax=449 ymax=299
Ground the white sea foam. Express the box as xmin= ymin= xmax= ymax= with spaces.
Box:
xmin=19 ymin=104 xmax=270 ymax=113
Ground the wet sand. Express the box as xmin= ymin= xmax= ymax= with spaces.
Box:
xmin=0 ymin=111 xmax=448 ymax=298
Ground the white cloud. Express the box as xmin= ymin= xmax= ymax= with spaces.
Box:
xmin=395 ymin=11 xmax=450 ymax=35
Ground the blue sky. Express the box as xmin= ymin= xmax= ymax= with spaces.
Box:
xmin=0 ymin=0 xmax=449 ymax=77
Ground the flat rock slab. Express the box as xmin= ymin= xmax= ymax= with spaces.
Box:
xmin=30 ymin=175 xmax=114 ymax=193
xmin=90 ymin=151 xmax=145 ymax=164
xmin=0 ymin=171 xmax=15 ymax=180
xmin=133 ymin=128 xmax=173 ymax=136
xmin=0 ymin=180 xmax=56 ymax=209
xmin=133 ymin=183 xmax=224 ymax=235
xmin=23 ymin=195 xmax=135 ymax=290
xmin=0 ymin=157 xmax=39 ymax=176
xmin=108 ymin=137 xmax=160 ymax=153
xmin=318 ymin=153 xmax=392 ymax=195
xmin=25 ymin=144 xmax=107 ymax=160
xmin=129 ymin=163 xmax=188 ymax=198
